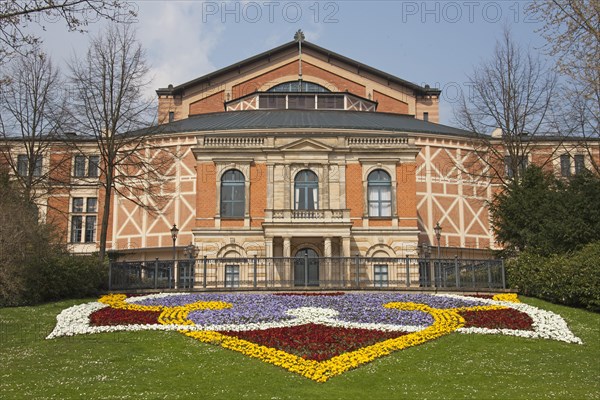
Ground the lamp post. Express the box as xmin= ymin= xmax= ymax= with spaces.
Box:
xmin=170 ymin=224 xmax=179 ymax=288
xmin=434 ymin=222 xmax=442 ymax=259
xmin=434 ymin=222 xmax=442 ymax=288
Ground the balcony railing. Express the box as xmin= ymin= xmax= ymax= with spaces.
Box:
xmin=264 ymin=209 xmax=350 ymax=223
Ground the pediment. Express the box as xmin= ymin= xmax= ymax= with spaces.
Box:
xmin=279 ymin=138 xmax=333 ymax=152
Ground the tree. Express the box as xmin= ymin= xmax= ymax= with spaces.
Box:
xmin=490 ymin=165 xmax=600 ymax=256
xmin=68 ymin=23 xmax=172 ymax=264
xmin=0 ymin=171 xmax=59 ymax=305
xmin=527 ymin=0 xmax=600 ymax=174
xmin=455 ymin=29 xmax=560 ymax=184
xmin=0 ymin=0 xmax=135 ymax=65
xmin=0 ymin=47 xmax=70 ymax=205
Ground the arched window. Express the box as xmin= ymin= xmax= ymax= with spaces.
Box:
xmin=267 ymin=81 xmax=330 ymax=93
xmin=368 ymin=169 xmax=392 ymax=217
xmin=221 ymin=169 xmax=245 ymax=218
xmin=294 ymin=170 xmax=318 ymax=210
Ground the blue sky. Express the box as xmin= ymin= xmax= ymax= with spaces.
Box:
xmin=34 ymin=1 xmax=550 ymax=125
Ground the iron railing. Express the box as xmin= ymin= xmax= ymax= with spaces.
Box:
xmin=108 ymin=256 xmax=505 ymax=291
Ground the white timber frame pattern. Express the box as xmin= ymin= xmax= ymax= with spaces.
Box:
xmin=415 ymin=136 xmax=497 ymax=250
xmin=111 ymin=136 xmax=197 ymax=252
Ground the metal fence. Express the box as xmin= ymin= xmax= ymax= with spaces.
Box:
xmin=109 ymin=256 xmax=506 ymax=290
xmin=108 ymin=256 xmax=505 ymax=291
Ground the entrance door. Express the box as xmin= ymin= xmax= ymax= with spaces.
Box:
xmin=294 ymin=248 xmax=319 ymax=286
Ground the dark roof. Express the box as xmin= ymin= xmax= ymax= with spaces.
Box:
xmin=156 ymin=40 xmax=440 ymax=97
xmin=141 ymin=110 xmax=477 ymax=138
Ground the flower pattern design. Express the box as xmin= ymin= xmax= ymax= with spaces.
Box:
xmin=47 ymin=292 xmax=582 ymax=382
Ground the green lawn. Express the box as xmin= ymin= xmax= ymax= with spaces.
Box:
xmin=1 ymin=296 xmax=598 ymax=399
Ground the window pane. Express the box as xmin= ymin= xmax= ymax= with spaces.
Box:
xmin=72 ymin=198 xmax=84 ymax=212
xmin=560 ymin=155 xmax=571 ymax=177
xmin=221 ymin=201 xmax=230 ymax=217
xmin=17 ymin=155 xmax=28 ymax=176
xmin=87 ymin=198 xmax=97 ymax=213
xmin=381 ymin=201 xmax=392 ymax=217
xmin=380 ymin=187 xmax=391 ymax=201
xmin=74 ymin=156 xmax=86 ymax=177
xmin=71 ymin=216 xmax=82 ymax=243
xmin=233 ymin=184 xmax=244 ymax=201
xmin=317 ymin=95 xmax=344 ymax=109
xmin=297 ymin=187 xmax=306 ymax=210
xmin=368 ymin=186 xmax=379 ymax=201
xmin=575 ymin=155 xmax=585 ymax=174
xmin=225 ymin=265 xmax=240 ymax=288
xmin=288 ymin=95 xmax=315 ymax=109
xmin=369 ymin=202 xmax=380 ymax=217
xmin=85 ymin=216 xmax=96 ymax=242
xmin=232 ymin=202 xmax=245 ymax=217
xmin=504 ymin=156 xmax=513 ymax=178
xmin=88 ymin=156 xmax=99 ymax=177
xmin=33 ymin=156 xmax=42 ymax=177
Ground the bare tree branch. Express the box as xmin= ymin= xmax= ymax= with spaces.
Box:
xmin=528 ymin=0 xmax=600 ymax=174
xmin=0 ymin=0 xmax=136 ymax=65
xmin=67 ymin=23 xmax=175 ymax=264
xmin=0 ymin=47 xmax=71 ymax=209
xmin=454 ymin=28 xmax=560 ymax=186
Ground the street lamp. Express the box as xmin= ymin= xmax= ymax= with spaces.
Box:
xmin=170 ymin=224 xmax=179 ymax=289
xmin=434 ymin=222 xmax=442 ymax=259
xmin=170 ymin=224 xmax=179 ymax=260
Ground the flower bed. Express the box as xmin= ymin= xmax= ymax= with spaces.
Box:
xmin=47 ymin=292 xmax=582 ymax=382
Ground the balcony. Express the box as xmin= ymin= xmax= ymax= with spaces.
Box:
xmin=264 ymin=209 xmax=351 ymax=224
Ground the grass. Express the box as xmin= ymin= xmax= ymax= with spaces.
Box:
xmin=0 ymin=295 xmax=598 ymax=399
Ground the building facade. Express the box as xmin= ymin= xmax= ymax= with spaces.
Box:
xmin=2 ymin=37 xmax=598 ymax=288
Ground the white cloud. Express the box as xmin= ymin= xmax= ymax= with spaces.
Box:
xmin=136 ymin=2 xmax=224 ymax=90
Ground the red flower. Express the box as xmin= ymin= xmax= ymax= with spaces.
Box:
xmin=220 ymin=324 xmax=408 ymax=361
xmin=460 ymin=308 xmax=534 ymax=330
xmin=90 ymin=307 xmax=161 ymax=326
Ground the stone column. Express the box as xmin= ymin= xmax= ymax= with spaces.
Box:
xmin=283 ymin=236 xmax=292 ymax=285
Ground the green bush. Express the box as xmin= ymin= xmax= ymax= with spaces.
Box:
xmin=507 ymin=241 xmax=600 ymax=311
xmin=32 ymin=255 xmax=107 ymax=303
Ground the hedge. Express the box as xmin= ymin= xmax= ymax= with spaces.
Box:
xmin=507 ymin=241 xmax=600 ymax=312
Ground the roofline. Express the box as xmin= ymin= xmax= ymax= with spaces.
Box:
xmin=156 ymin=40 xmax=441 ymax=97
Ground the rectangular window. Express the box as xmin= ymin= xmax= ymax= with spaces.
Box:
xmin=71 ymin=216 xmax=83 ymax=243
xmin=225 ymin=265 xmax=240 ymax=288
xmin=16 ymin=155 xmax=42 ymax=177
xmin=84 ymin=216 xmax=96 ymax=243
xmin=423 ymin=112 xmax=429 ymax=122
xmin=575 ymin=155 xmax=585 ymax=174
xmin=71 ymin=197 xmax=97 ymax=244
xmin=88 ymin=156 xmax=99 ymax=178
xmin=288 ymin=95 xmax=315 ymax=109
xmin=504 ymin=156 xmax=527 ymax=178
xmin=374 ymin=264 xmax=389 ymax=288
xmin=560 ymin=154 xmax=571 ymax=177
xmin=259 ymin=95 xmax=286 ymax=109
xmin=168 ymin=111 xmax=174 ymax=123
xmin=317 ymin=95 xmax=344 ymax=109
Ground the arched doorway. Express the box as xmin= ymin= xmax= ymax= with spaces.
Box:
xmin=294 ymin=248 xmax=319 ymax=286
